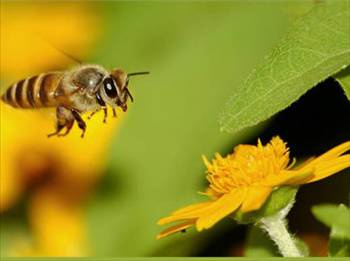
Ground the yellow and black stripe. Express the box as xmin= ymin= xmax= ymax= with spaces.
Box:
xmin=1 ymin=72 xmax=63 ymax=109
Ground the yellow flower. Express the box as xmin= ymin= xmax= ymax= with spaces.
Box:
xmin=157 ymin=136 xmax=350 ymax=239
xmin=9 ymin=187 xmax=87 ymax=256
xmin=0 ymin=1 xmax=117 ymax=256
xmin=0 ymin=1 xmax=100 ymax=81
xmin=0 ymin=0 xmax=107 ymax=214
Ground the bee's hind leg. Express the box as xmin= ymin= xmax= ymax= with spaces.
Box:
xmin=71 ymin=109 xmax=86 ymax=138
xmin=57 ymin=120 xmax=74 ymax=137
xmin=47 ymin=123 xmax=65 ymax=137
xmin=48 ymin=106 xmax=75 ymax=138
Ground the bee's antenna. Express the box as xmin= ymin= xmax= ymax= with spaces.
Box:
xmin=127 ymin=71 xmax=150 ymax=77
xmin=125 ymin=88 xmax=134 ymax=102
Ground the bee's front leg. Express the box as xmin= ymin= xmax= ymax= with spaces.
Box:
xmin=71 ymin=109 xmax=86 ymax=138
xmin=103 ymin=107 xmax=108 ymax=123
xmin=88 ymin=111 xmax=97 ymax=120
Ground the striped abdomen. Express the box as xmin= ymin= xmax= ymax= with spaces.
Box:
xmin=1 ymin=72 xmax=64 ymax=109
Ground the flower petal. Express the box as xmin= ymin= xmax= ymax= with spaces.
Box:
xmin=313 ymin=141 xmax=350 ymax=160
xmin=262 ymin=169 xmax=314 ymax=187
xmin=240 ymin=186 xmax=272 ymax=212
xmin=172 ymin=201 xmax=212 ymax=216
xmin=304 ymin=155 xmax=350 ymax=184
xmin=282 ymin=170 xmax=315 ymax=185
xmin=156 ymin=220 xmax=196 ymax=240
xmin=157 ymin=201 xmax=215 ymax=225
xmin=196 ymin=188 xmax=246 ymax=231
xmin=297 ymin=141 xmax=350 ymax=171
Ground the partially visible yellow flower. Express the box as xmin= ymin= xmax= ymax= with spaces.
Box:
xmin=0 ymin=0 xmax=107 ymax=214
xmin=1 ymin=102 xmax=120 ymax=256
xmin=0 ymin=1 xmax=100 ymax=81
xmin=9 ymin=187 xmax=87 ymax=256
xmin=157 ymin=137 xmax=350 ymax=239
xmin=0 ymin=1 xmax=118 ymax=257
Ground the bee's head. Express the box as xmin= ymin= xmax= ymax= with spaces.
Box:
xmin=99 ymin=69 xmax=149 ymax=111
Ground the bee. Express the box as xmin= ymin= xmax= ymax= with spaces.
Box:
xmin=1 ymin=64 xmax=149 ymax=137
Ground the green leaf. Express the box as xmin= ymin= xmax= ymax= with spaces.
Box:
xmin=294 ymin=237 xmax=310 ymax=257
xmin=245 ymin=225 xmax=279 ymax=257
xmin=329 ymin=238 xmax=350 ymax=257
xmin=312 ymin=204 xmax=350 ymax=240
xmin=334 ymin=66 xmax=350 ymax=100
xmin=233 ymin=186 xmax=298 ymax=224
xmin=312 ymin=204 xmax=350 ymax=257
xmin=219 ymin=1 xmax=350 ymax=133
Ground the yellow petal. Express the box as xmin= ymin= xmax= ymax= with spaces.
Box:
xmin=198 ymin=187 xmax=221 ymax=198
xmin=240 ymin=186 xmax=272 ymax=212
xmin=292 ymin=157 xmax=315 ymax=170
xmin=298 ymin=141 xmax=350 ymax=171
xmin=196 ymin=188 xmax=246 ymax=231
xmin=262 ymin=169 xmax=314 ymax=187
xmin=202 ymin=155 xmax=211 ymax=169
xmin=28 ymin=188 xmax=86 ymax=256
xmin=304 ymin=155 xmax=350 ymax=184
xmin=172 ymin=201 xmax=212 ymax=216
xmin=157 ymin=201 xmax=215 ymax=225
xmin=156 ymin=220 xmax=195 ymax=240
xmin=314 ymin=141 xmax=350 ymax=160
xmin=282 ymin=170 xmax=316 ymax=185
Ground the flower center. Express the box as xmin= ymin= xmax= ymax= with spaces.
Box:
xmin=204 ymin=138 xmax=290 ymax=196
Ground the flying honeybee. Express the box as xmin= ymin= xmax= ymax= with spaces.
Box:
xmin=1 ymin=64 xmax=149 ymax=137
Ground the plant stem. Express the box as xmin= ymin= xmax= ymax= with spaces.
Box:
xmin=258 ymin=203 xmax=303 ymax=257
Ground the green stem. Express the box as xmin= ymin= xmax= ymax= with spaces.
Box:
xmin=258 ymin=202 xmax=303 ymax=257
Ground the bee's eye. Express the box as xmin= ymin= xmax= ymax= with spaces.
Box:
xmin=103 ymin=78 xmax=118 ymax=98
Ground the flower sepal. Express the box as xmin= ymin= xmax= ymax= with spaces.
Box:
xmin=233 ymin=186 xmax=298 ymax=224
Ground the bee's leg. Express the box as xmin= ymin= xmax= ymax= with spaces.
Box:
xmin=103 ymin=107 xmax=108 ymax=123
xmin=112 ymin=108 xmax=117 ymax=118
xmin=125 ymin=88 xmax=134 ymax=102
xmin=47 ymin=123 xmax=65 ymax=137
xmin=88 ymin=111 xmax=97 ymax=120
xmin=71 ymin=109 xmax=86 ymax=138
xmin=57 ymin=120 xmax=74 ymax=137
xmin=48 ymin=106 xmax=74 ymax=137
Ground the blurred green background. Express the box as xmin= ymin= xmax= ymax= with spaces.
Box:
xmin=85 ymin=1 xmax=305 ymax=256
xmin=1 ymin=1 xmax=349 ymax=257
xmin=87 ymin=1 xmax=289 ymax=256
